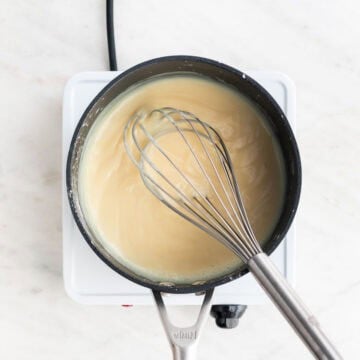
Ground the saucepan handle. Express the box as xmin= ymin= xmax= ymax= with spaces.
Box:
xmin=248 ymin=253 xmax=342 ymax=360
xmin=153 ymin=289 xmax=214 ymax=360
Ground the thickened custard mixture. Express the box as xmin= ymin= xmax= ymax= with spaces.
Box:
xmin=79 ymin=74 xmax=286 ymax=284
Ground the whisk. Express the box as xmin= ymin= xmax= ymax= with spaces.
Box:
xmin=124 ymin=107 xmax=342 ymax=360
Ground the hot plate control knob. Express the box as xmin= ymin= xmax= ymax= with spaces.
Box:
xmin=210 ymin=304 xmax=247 ymax=329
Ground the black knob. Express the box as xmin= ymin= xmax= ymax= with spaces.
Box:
xmin=210 ymin=304 xmax=247 ymax=329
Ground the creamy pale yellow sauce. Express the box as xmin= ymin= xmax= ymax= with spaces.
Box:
xmin=79 ymin=74 xmax=286 ymax=284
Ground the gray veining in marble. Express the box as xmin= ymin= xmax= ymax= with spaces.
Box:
xmin=0 ymin=0 xmax=359 ymax=359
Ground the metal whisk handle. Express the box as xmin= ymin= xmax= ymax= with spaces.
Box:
xmin=248 ymin=253 xmax=342 ymax=360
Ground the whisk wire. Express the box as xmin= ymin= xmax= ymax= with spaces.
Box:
xmin=124 ymin=107 xmax=262 ymax=262
xmin=176 ymin=110 xmax=250 ymax=239
xmin=158 ymin=109 xmax=249 ymax=244
xmin=129 ymin=116 xmax=245 ymax=252
xmin=162 ymin=108 xmax=260 ymax=256
xmin=185 ymin=112 xmax=259 ymax=251
xmin=136 ymin=123 xmax=249 ymax=256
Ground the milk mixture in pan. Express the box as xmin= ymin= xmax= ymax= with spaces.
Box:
xmin=78 ymin=74 xmax=286 ymax=284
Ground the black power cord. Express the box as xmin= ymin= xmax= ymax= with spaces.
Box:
xmin=106 ymin=0 xmax=118 ymax=71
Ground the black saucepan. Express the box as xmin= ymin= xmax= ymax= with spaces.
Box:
xmin=66 ymin=55 xmax=301 ymax=295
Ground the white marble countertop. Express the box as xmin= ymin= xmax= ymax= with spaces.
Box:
xmin=1 ymin=0 xmax=359 ymax=359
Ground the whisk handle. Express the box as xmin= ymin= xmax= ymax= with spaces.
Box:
xmin=248 ymin=253 xmax=342 ymax=360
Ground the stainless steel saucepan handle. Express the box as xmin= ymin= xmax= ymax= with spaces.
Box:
xmin=248 ymin=253 xmax=342 ymax=360
xmin=153 ymin=289 xmax=214 ymax=360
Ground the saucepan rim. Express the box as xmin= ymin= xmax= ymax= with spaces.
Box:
xmin=66 ymin=55 xmax=302 ymax=294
